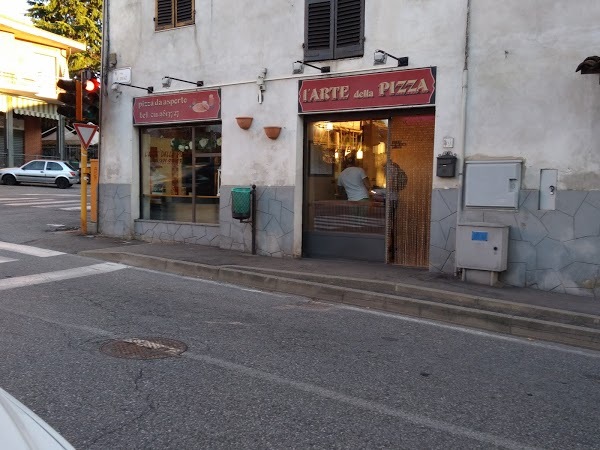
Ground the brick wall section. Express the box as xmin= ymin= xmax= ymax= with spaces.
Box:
xmin=24 ymin=117 xmax=42 ymax=161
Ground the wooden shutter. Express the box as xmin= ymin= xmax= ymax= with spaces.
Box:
xmin=176 ymin=0 xmax=194 ymax=26
xmin=156 ymin=0 xmax=174 ymax=30
xmin=304 ymin=0 xmax=334 ymax=61
xmin=334 ymin=0 xmax=364 ymax=58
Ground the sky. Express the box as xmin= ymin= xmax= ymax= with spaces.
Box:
xmin=0 ymin=0 xmax=30 ymax=21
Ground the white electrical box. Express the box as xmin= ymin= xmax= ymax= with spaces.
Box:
xmin=464 ymin=160 xmax=522 ymax=208
xmin=456 ymin=223 xmax=509 ymax=271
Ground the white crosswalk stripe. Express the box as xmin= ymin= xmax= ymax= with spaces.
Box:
xmin=0 ymin=241 xmax=64 ymax=257
xmin=0 ymin=193 xmax=89 ymax=211
xmin=0 ymin=257 xmax=18 ymax=264
xmin=0 ymin=241 xmax=126 ymax=289
xmin=0 ymin=263 xmax=127 ymax=291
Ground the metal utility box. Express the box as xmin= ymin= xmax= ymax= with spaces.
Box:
xmin=231 ymin=187 xmax=252 ymax=220
xmin=464 ymin=160 xmax=522 ymax=208
xmin=456 ymin=223 xmax=509 ymax=272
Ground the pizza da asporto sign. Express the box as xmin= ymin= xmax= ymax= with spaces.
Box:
xmin=133 ymin=89 xmax=221 ymax=125
xmin=298 ymin=67 xmax=436 ymax=113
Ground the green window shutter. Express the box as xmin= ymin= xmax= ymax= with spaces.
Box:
xmin=334 ymin=0 xmax=364 ymax=59
xmin=304 ymin=0 xmax=334 ymax=62
xmin=156 ymin=0 xmax=174 ymax=30
xmin=176 ymin=0 xmax=194 ymax=26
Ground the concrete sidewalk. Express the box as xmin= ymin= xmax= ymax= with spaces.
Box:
xmin=80 ymin=241 xmax=600 ymax=351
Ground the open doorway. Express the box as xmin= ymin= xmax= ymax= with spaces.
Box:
xmin=303 ymin=111 xmax=434 ymax=267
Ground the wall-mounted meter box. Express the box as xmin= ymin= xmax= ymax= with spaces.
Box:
xmin=456 ymin=222 xmax=509 ymax=272
xmin=464 ymin=160 xmax=522 ymax=208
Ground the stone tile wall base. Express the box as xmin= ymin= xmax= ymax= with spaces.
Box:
xmin=98 ymin=184 xmax=134 ymax=239
xmin=220 ymin=185 xmax=294 ymax=257
xmin=430 ymin=188 xmax=600 ymax=299
xmin=134 ymin=220 xmax=220 ymax=246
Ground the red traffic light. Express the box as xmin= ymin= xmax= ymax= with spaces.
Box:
xmin=84 ymin=78 xmax=100 ymax=92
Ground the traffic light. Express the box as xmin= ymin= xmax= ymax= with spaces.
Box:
xmin=82 ymin=77 xmax=100 ymax=124
xmin=56 ymin=78 xmax=80 ymax=120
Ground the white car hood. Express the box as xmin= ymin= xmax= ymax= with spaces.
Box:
xmin=0 ymin=387 xmax=75 ymax=450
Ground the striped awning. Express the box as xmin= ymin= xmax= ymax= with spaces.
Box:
xmin=0 ymin=94 xmax=60 ymax=120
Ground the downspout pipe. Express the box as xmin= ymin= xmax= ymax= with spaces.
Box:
xmin=97 ymin=0 xmax=109 ymax=233
xmin=455 ymin=0 xmax=471 ymax=275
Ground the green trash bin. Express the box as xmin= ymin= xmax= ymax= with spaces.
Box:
xmin=231 ymin=187 xmax=252 ymax=220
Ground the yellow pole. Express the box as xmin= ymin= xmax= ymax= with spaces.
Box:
xmin=90 ymin=159 xmax=98 ymax=222
xmin=75 ymin=81 xmax=87 ymax=234
xmin=80 ymin=144 xmax=88 ymax=234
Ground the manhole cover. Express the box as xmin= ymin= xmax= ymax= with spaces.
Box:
xmin=100 ymin=337 xmax=187 ymax=360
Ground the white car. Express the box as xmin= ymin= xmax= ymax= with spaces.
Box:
xmin=0 ymin=160 xmax=79 ymax=189
xmin=0 ymin=387 xmax=75 ymax=449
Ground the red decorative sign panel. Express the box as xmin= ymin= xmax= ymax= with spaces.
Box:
xmin=298 ymin=68 xmax=436 ymax=114
xmin=133 ymin=89 xmax=221 ymax=125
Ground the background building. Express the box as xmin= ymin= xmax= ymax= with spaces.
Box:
xmin=99 ymin=0 xmax=600 ymax=298
xmin=0 ymin=13 xmax=85 ymax=167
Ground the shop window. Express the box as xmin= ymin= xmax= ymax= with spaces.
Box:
xmin=155 ymin=0 xmax=194 ymax=31
xmin=304 ymin=0 xmax=364 ymax=62
xmin=141 ymin=125 xmax=221 ymax=224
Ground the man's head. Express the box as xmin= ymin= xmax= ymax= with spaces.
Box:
xmin=345 ymin=155 xmax=356 ymax=166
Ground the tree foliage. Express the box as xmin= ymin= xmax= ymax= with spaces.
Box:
xmin=26 ymin=0 xmax=103 ymax=74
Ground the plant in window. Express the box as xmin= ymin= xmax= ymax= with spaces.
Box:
xmin=170 ymin=138 xmax=192 ymax=152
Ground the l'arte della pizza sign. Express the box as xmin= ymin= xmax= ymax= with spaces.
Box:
xmin=298 ymin=67 xmax=436 ymax=113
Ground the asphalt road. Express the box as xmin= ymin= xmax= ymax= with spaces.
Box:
xmin=0 ymin=185 xmax=599 ymax=449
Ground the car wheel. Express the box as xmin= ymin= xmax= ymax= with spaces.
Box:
xmin=2 ymin=174 xmax=17 ymax=186
xmin=56 ymin=178 xmax=70 ymax=189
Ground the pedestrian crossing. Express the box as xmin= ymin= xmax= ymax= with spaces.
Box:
xmin=0 ymin=240 xmax=126 ymax=290
xmin=0 ymin=193 xmax=90 ymax=211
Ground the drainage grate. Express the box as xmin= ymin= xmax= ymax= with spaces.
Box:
xmin=100 ymin=337 xmax=187 ymax=360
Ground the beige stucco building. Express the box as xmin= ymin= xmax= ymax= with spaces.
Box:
xmin=0 ymin=14 xmax=85 ymax=167
xmin=99 ymin=0 xmax=600 ymax=298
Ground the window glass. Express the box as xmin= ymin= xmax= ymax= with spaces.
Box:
xmin=141 ymin=124 xmax=220 ymax=224
xmin=22 ymin=161 xmax=45 ymax=171
xmin=304 ymin=119 xmax=387 ymax=235
xmin=46 ymin=162 xmax=62 ymax=171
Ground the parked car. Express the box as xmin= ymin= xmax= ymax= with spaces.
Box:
xmin=0 ymin=386 xmax=75 ymax=449
xmin=0 ymin=160 xmax=79 ymax=189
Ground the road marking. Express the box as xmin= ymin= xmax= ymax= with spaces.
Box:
xmin=57 ymin=206 xmax=91 ymax=211
xmin=0 ymin=262 xmax=127 ymax=291
xmin=338 ymin=305 xmax=600 ymax=358
xmin=0 ymin=257 xmax=18 ymax=264
xmin=0 ymin=241 xmax=64 ymax=257
xmin=4 ymin=200 xmax=81 ymax=206
xmin=0 ymin=197 xmax=53 ymax=201
xmin=22 ymin=193 xmax=80 ymax=197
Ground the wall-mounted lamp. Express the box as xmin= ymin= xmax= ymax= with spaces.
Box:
xmin=293 ymin=61 xmax=331 ymax=74
xmin=374 ymin=50 xmax=409 ymax=67
xmin=162 ymin=76 xmax=204 ymax=87
xmin=112 ymin=82 xmax=154 ymax=94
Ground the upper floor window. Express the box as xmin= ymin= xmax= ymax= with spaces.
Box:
xmin=156 ymin=0 xmax=194 ymax=31
xmin=304 ymin=0 xmax=364 ymax=62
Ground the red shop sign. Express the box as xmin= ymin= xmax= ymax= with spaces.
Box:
xmin=298 ymin=67 xmax=436 ymax=114
xmin=133 ymin=89 xmax=221 ymax=125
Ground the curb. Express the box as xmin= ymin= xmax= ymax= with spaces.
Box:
xmin=80 ymin=250 xmax=600 ymax=351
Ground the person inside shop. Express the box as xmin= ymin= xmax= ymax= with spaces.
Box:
xmin=384 ymin=160 xmax=408 ymax=203
xmin=337 ymin=154 xmax=372 ymax=201
xmin=385 ymin=160 xmax=408 ymax=260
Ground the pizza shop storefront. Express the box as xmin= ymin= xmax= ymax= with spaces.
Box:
xmin=299 ymin=68 xmax=437 ymax=267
